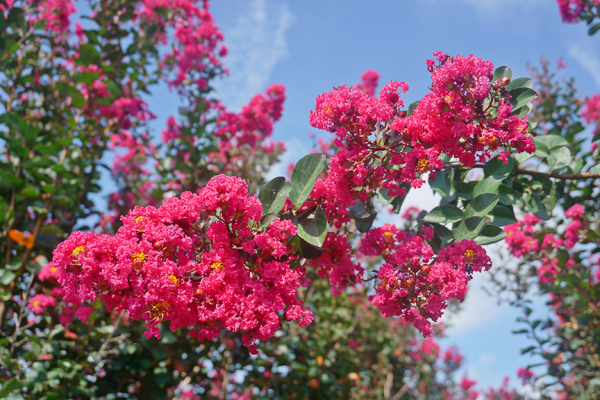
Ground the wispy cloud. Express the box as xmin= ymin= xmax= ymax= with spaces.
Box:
xmin=441 ymin=248 xmax=511 ymax=335
xmin=569 ymin=43 xmax=600 ymax=90
xmin=215 ymin=0 xmax=294 ymax=111
xmin=264 ymin=138 xmax=309 ymax=181
xmin=427 ymin=0 xmax=544 ymax=16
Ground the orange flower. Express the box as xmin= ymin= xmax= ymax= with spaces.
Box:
xmin=8 ymin=229 xmax=35 ymax=249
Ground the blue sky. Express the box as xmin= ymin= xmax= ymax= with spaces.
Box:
xmin=100 ymin=0 xmax=600 ymax=392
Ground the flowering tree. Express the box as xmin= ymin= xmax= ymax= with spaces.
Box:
xmin=1 ymin=0 xmax=599 ymax=399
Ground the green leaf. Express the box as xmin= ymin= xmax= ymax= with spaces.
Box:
xmin=377 ymin=188 xmax=394 ymax=206
xmin=298 ymin=239 xmax=325 ymax=260
xmin=513 ymin=152 xmax=534 ymax=165
xmin=588 ymin=378 xmax=600 ymax=388
xmin=498 ymin=185 xmax=519 ymax=205
xmin=455 ymin=181 xmax=474 ymax=200
xmin=407 ymin=101 xmax=419 ymax=116
xmin=258 ymin=213 xmax=278 ymax=231
xmin=348 ymin=200 xmax=377 ymax=233
xmin=428 ymin=222 xmax=453 ymax=239
xmin=534 ymin=135 xmax=568 ymax=151
xmin=95 ymin=325 xmax=114 ymax=335
xmin=297 ymin=207 xmax=328 ymax=247
xmin=259 ymin=177 xmax=291 ymax=215
xmin=0 ymin=379 xmax=20 ymax=398
xmin=547 ymin=146 xmax=571 ymax=172
xmin=524 ymin=192 xmax=550 ymax=220
xmin=56 ymin=82 xmax=85 ymax=109
xmin=391 ymin=194 xmax=406 ymax=214
xmin=589 ymin=22 xmax=600 ymax=35
xmin=520 ymin=346 xmax=537 ymax=355
xmin=489 ymin=205 xmax=517 ymax=226
xmin=289 ymin=153 xmax=327 ymax=208
xmin=506 ymin=77 xmax=533 ymax=91
xmin=76 ymin=44 xmax=101 ymax=66
xmin=509 ymin=87 xmax=537 ymax=111
xmin=49 ymin=325 xmax=65 ymax=339
xmin=483 ymin=155 xmax=514 ymax=178
xmin=104 ymin=80 xmax=121 ymax=97
xmin=531 ymin=174 xmax=552 ymax=195
xmin=493 ymin=66 xmax=513 ymax=82
xmin=454 ymin=217 xmax=486 ymax=242
xmin=422 ymin=205 xmax=464 ymax=224
xmin=473 ymin=175 xmax=503 ymax=197
xmin=474 ymin=225 xmax=507 ymax=245
xmin=465 ymin=193 xmax=499 ymax=218
xmin=429 ymin=168 xmax=455 ymax=201
xmin=0 ymin=270 xmax=16 ymax=285
xmin=511 ymin=104 xmax=533 ymax=117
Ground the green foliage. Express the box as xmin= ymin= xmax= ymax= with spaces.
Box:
xmin=289 ymin=153 xmax=327 ymax=209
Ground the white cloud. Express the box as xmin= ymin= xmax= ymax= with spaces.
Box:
xmin=264 ymin=138 xmax=309 ymax=181
xmin=215 ymin=0 xmax=294 ymax=111
xmin=441 ymin=244 xmax=512 ymax=335
xmin=455 ymin=0 xmax=543 ymax=14
xmin=569 ymin=43 xmax=600 ymax=90
xmin=479 ymin=352 xmax=495 ymax=368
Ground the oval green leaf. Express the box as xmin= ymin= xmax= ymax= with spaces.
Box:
xmin=259 ymin=176 xmax=291 ymax=215
xmin=297 ymin=207 xmax=328 ymax=247
xmin=509 ymin=87 xmax=537 ymax=111
xmin=422 ymin=205 xmax=464 ymax=224
xmin=474 ymin=225 xmax=507 ymax=246
xmin=465 ymin=193 xmax=500 ymax=218
xmin=290 ymin=153 xmax=327 ymax=209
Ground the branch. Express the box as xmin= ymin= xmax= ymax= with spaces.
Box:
xmin=391 ymin=379 xmax=413 ymax=400
xmin=514 ymin=168 xmax=600 ymax=181
xmin=94 ymin=310 xmax=126 ymax=363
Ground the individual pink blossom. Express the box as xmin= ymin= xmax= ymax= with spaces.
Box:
xmin=565 ymin=204 xmax=585 ymax=219
xmin=28 ymin=294 xmax=56 ymax=314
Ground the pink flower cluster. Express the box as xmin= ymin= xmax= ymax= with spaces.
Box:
xmin=504 ymin=207 xmax=585 ymax=284
xmin=517 ymin=366 xmax=535 ymax=385
xmin=359 ymin=224 xmax=491 ymax=337
xmin=52 ymin=175 xmax=312 ymax=354
xmin=204 ymin=84 xmax=287 ymax=178
xmin=309 ymin=233 xmax=364 ymax=296
xmin=392 ymin=52 xmax=534 ymax=167
xmin=581 ymin=93 xmax=600 ymax=136
xmin=8 ymin=0 xmax=76 ymax=34
xmin=355 ymin=69 xmax=380 ymax=97
xmin=138 ymin=0 xmax=227 ymax=91
xmin=215 ymin=84 xmax=286 ymax=148
xmin=35 ymin=262 xmax=82 ymax=325
xmin=307 ymin=53 xmax=534 ymax=228
xmin=556 ymin=0 xmax=600 ymax=23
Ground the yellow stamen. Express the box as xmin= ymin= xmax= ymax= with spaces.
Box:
xmin=169 ymin=275 xmax=178 ymax=285
xmin=464 ymin=249 xmax=476 ymax=263
xmin=211 ymin=262 xmax=224 ymax=270
xmin=33 ymin=300 xmax=40 ymax=307
xmin=72 ymin=246 xmax=85 ymax=257
xmin=383 ymin=231 xmax=394 ymax=245
xmin=416 ymin=158 xmax=429 ymax=173
xmin=149 ymin=301 xmax=169 ymax=322
xmin=135 ymin=216 xmax=144 ymax=223
xmin=444 ymin=95 xmax=452 ymax=103
xmin=132 ymin=252 xmax=146 ymax=263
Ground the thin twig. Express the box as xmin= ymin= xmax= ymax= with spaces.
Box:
xmin=513 ymin=167 xmax=600 ymax=181
xmin=94 ymin=310 xmax=126 ymax=363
